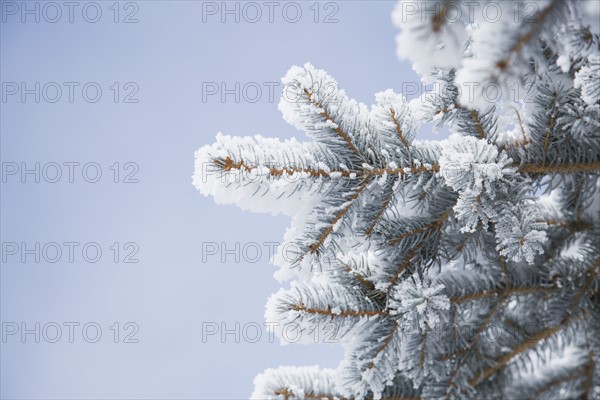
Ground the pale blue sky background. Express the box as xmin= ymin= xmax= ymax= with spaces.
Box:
xmin=0 ymin=1 xmax=432 ymax=398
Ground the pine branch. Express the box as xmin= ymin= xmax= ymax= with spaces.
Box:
xmin=450 ymin=303 xmax=458 ymax=341
xmin=390 ymin=108 xmax=413 ymax=165
xmin=370 ymin=164 xmax=440 ymax=177
xmin=582 ymin=351 xmax=595 ymax=400
xmin=367 ymin=321 xmax=399 ymax=370
xmin=470 ymin=110 xmax=486 ymax=140
xmin=434 ymin=103 xmax=462 ymax=116
xmin=420 ymin=332 xmax=428 ymax=369
xmin=365 ymin=187 xmax=396 ymax=236
xmin=542 ymin=91 xmax=558 ymax=162
xmin=517 ymin=161 xmax=600 ymax=175
xmin=527 ymin=368 xmax=584 ymax=400
xmin=214 ymin=156 xmax=442 ymax=180
xmin=571 ymin=175 xmax=588 ymax=222
xmin=389 ymin=243 xmax=424 ymax=288
xmin=451 ymin=221 xmax=484 ymax=255
xmin=344 ymin=263 xmax=378 ymax=293
xmin=439 ymin=256 xmax=512 ymax=363
xmin=389 ymin=208 xmax=453 ymax=245
xmin=542 ymin=219 xmax=594 ymax=231
xmin=197 ymin=6 xmax=600 ymax=397
xmin=443 ymin=355 xmax=467 ymax=400
xmin=274 ymin=388 xmax=348 ymax=400
xmin=450 ymin=286 xmax=554 ymax=303
xmin=513 ymin=107 xmax=527 ymax=139
xmin=214 ymin=156 xmax=251 ymax=173
xmin=253 ymin=366 xmax=340 ymax=399
xmin=469 ymin=324 xmax=561 ymax=386
xmin=303 ymin=163 xmax=442 ymax=257
xmin=303 ymin=88 xmax=362 ymax=158
xmin=380 ymin=397 xmax=420 ymax=400
xmin=431 ymin=0 xmax=456 ymax=33
xmin=495 ymin=0 xmax=558 ymax=70
xmin=562 ymin=259 xmax=600 ymax=324
xmin=306 ymin=179 xmax=370 ymax=256
xmin=291 ymin=303 xmax=387 ymax=318
xmin=438 ymin=297 xmax=507 ymax=362
xmin=214 ymin=156 xmax=352 ymax=178
xmin=469 ymin=312 xmax=586 ymax=387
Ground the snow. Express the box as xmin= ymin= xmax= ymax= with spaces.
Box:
xmin=556 ymin=55 xmax=571 ymax=74
xmin=438 ymin=134 xmax=507 ymax=193
xmin=278 ymin=62 xmax=370 ymax=146
xmin=574 ymin=54 xmax=600 ymax=106
xmin=389 ymin=272 xmax=450 ymax=332
xmin=252 ymin=366 xmax=337 ymax=399
xmin=193 ymin=132 xmax=325 ymax=216
xmin=537 ymin=189 xmax=564 ymax=219
xmin=392 ymin=0 xmax=468 ymax=82
xmin=193 ymin=1 xmax=600 ymax=396
xmin=560 ymin=235 xmax=587 ymax=261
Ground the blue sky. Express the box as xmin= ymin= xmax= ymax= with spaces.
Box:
xmin=0 ymin=1 xmax=434 ymax=398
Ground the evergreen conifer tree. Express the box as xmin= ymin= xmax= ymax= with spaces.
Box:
xmin=193 ymin=1 xmax=600 ymax=398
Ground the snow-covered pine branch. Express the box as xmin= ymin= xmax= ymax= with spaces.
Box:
xmin=193 ymin=0 xmax=600 ymax=398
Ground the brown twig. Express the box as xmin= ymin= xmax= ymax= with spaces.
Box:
xmin=495 ymin=0 xmax=557 ymax=70
xmin=304 ymin=88 xmax=362 ymax=157
xmin=290 ymin=304 xmax=387 ymax=318
xmin=390 ymin=108 xmax=413 ymax=165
